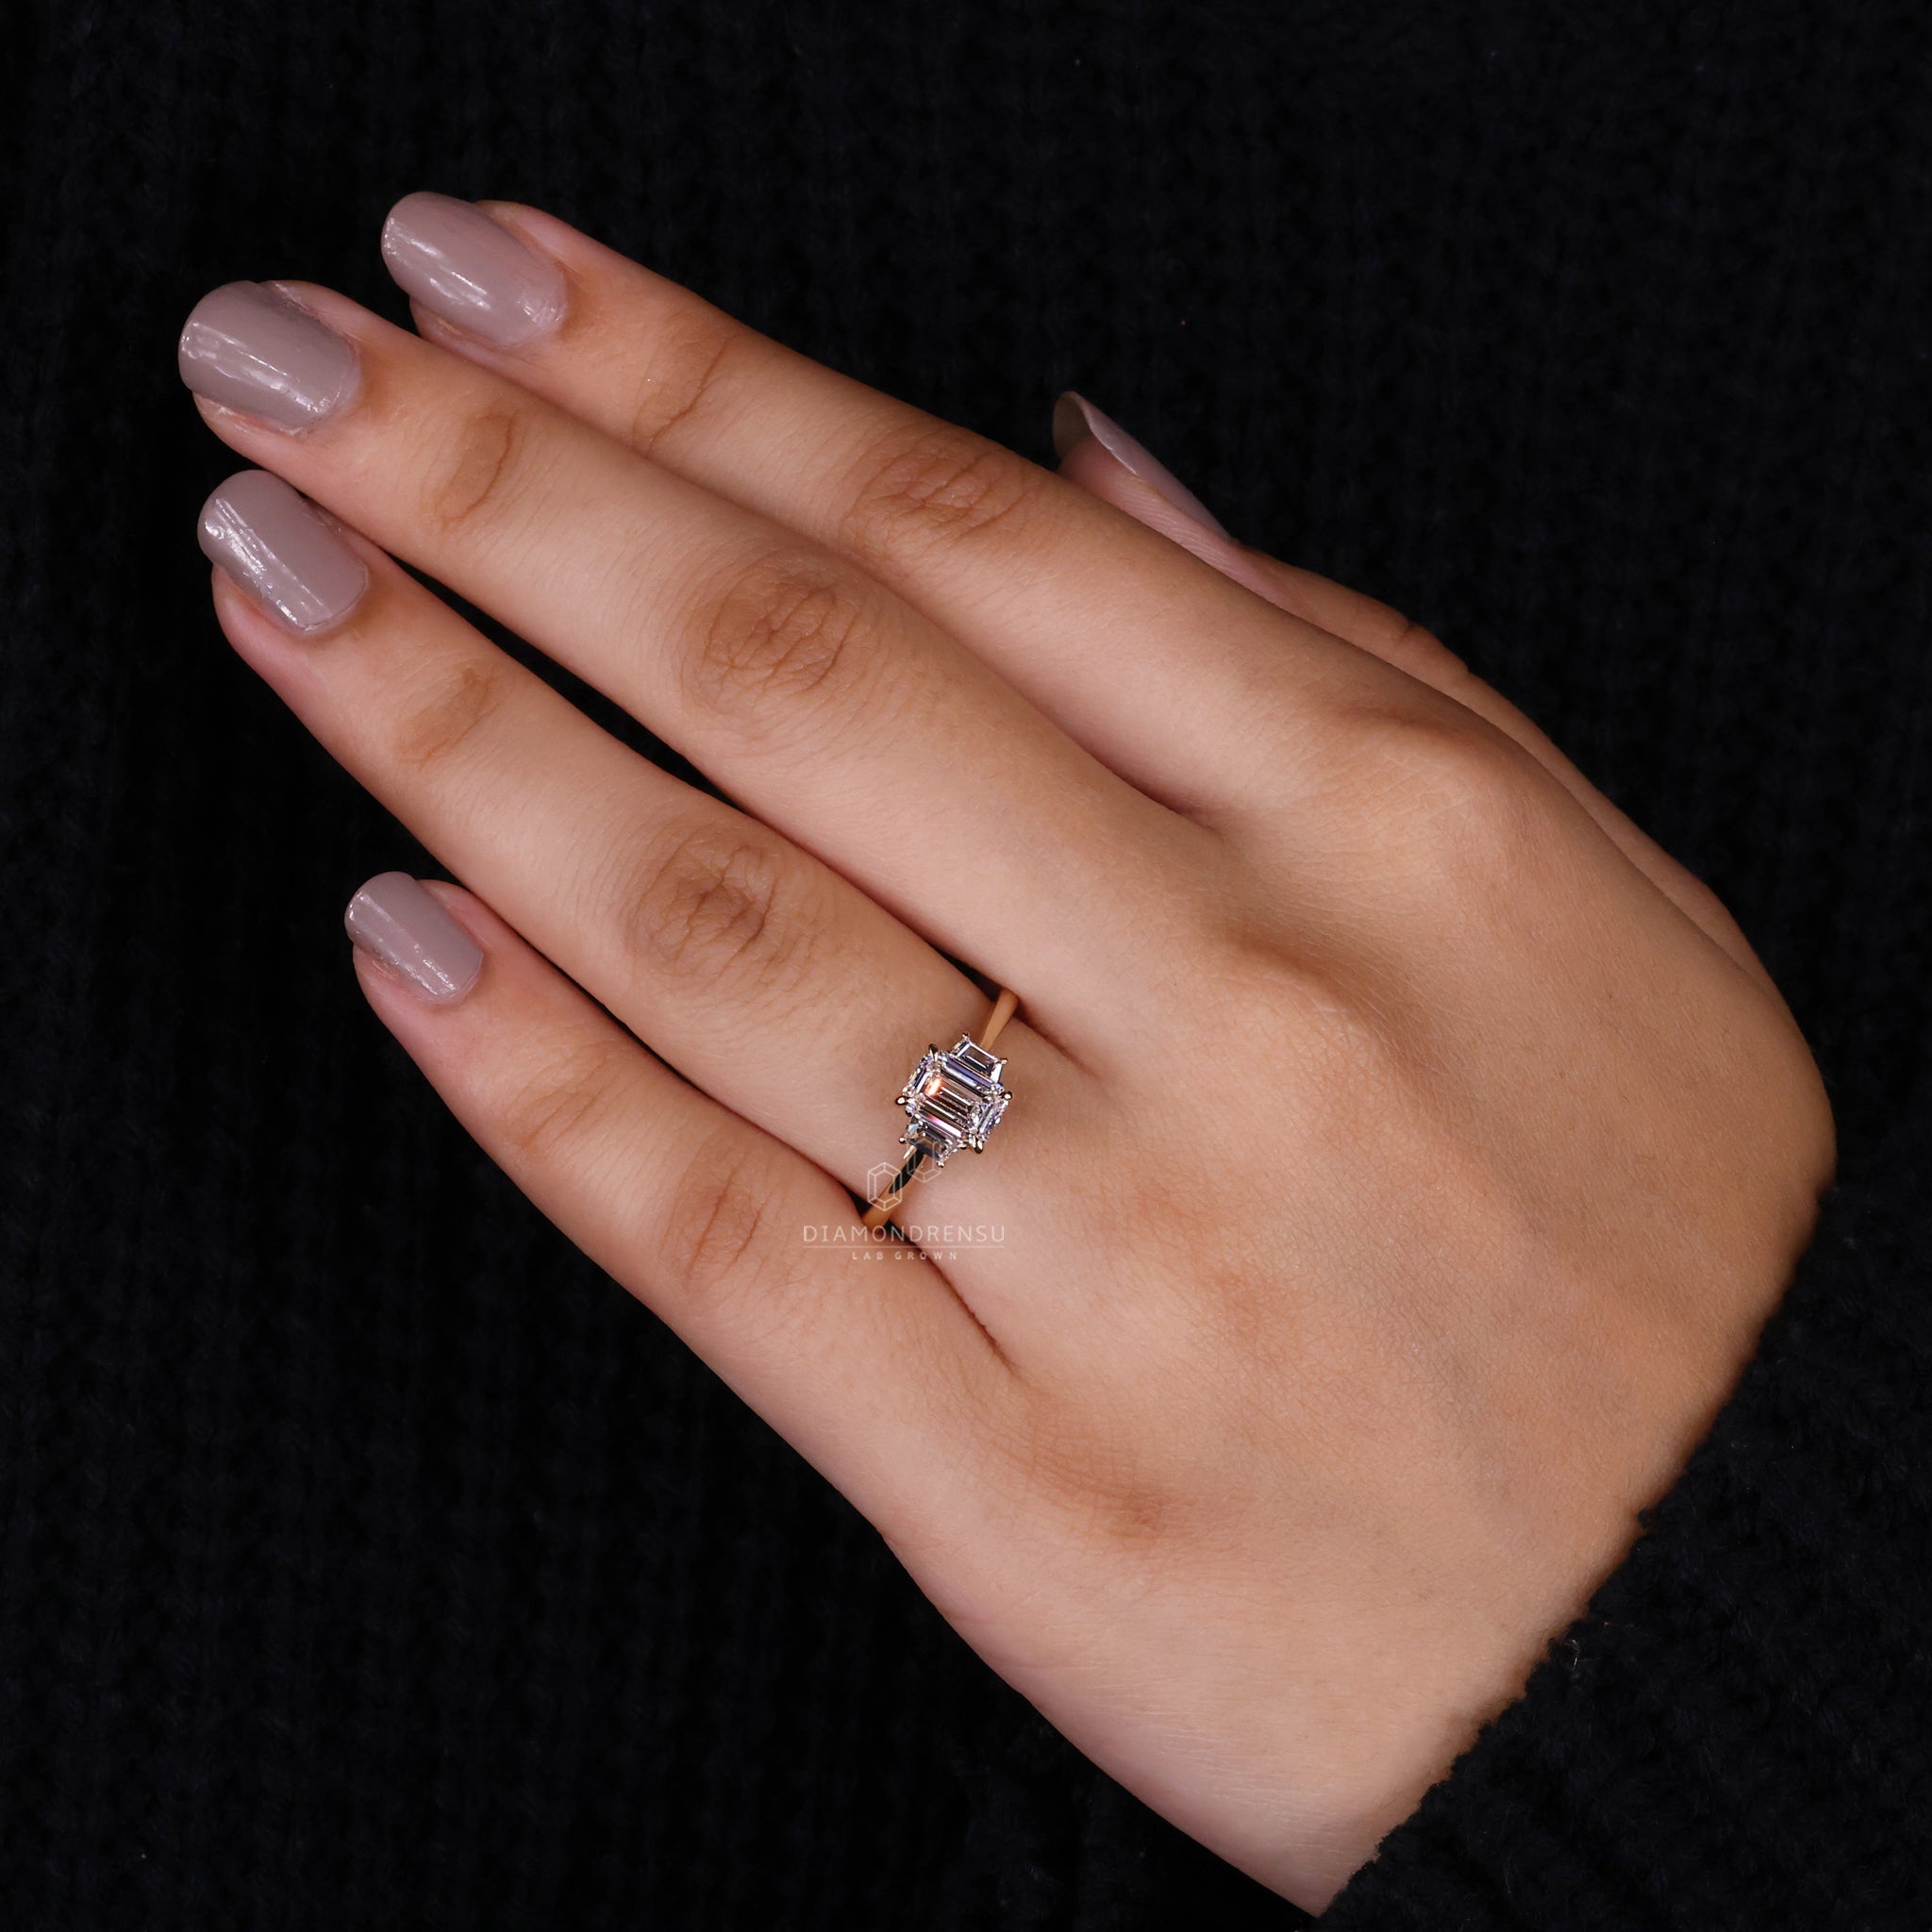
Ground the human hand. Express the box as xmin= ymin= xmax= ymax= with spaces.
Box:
xmin=179 ymin=195 xmax=1834 ymax=1908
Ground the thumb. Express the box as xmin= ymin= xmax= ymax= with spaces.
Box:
xmin=1050 ymin=389 xmax=1452 ymax=675
xmin=1051 ymin=391 xmax=1280 ymax=595
xmin=1053 ymin=391 xmax=1778 ymax=997
xmin=1052 ymin=390 xmax=1464 ymax=679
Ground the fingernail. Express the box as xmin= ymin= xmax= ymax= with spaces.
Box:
xmin=344 ymin=873 xmax=484 ymax=1005
xmin=1050 ymin=391 xmax=1230 ymax=538
xmin=380 ymin=192 xmax=567 ymax=348
xmin=178 ymin=282 xmax=359 ymax=430
xmin=199 ymin=469 xmax=370 ymax=635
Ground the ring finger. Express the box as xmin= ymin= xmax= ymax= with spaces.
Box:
xmin=179 ymin=279 xmax=1213 ymax=1058
xmin=199 ymin=472 xmax=1081 ymax=1211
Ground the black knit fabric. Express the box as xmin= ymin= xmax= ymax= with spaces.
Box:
xmin=3 ymin=2 xmax=1928 ymax=1926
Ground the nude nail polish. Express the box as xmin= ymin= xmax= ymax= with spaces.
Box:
xmin=177 ymin=282 xmax=359 ymax=430
xmin=380 ymin=192 xmax=567 ymax=348
xmin=1051 ymin=391 xmax=1230 ymax=538
xmin=198 ymin=470 xmax=369 ymax=635
xmin=343 ymin=873 xmax=483 ymax=1005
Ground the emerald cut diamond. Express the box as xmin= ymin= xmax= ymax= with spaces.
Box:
xmin=897 ymin=1036 xmax=1011 ymax=1167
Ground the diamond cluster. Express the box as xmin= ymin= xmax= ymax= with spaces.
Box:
xmin=897 ymin=1036 xmax=1011 ymax=1167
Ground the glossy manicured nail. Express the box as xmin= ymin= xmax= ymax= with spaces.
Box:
xmin=177 ymin=282 xmax=359 ymax=430
xmin=1051 ymin=391 xmax=1230 ymax=538
xmin=380 ymin=192 xmax=567 ymax=348
xmin=199 ymin=470 xmax=370 ymax=635
xmin=344 ymin=874 xmax=484 ymax=1005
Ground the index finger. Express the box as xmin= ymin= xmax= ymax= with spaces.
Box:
xmin=379 ymin=192 xmax=1388 ymax=816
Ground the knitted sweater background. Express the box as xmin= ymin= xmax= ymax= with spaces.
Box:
xmin=3 ymin=1 xmax=1929 ymax=1926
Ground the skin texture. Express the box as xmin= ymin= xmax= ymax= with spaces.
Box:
xmin=182 ymin=200 xmax=1834 ymax=1910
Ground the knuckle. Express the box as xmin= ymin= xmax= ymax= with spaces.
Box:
xmin=1193 ymin=933 xmax=1395 ymax=1117
xmin=625 ymin=311 xmax=741 ymax=458
xmin=495 ymin=1035 xmax=634 ymax=1167
xmin=658 ymin=1125 xmax=780 ymax=1309
xmin=418 ymin=401 xmax=530 ymax=535
xmin=1337 ymin=701 xmax=1546 ymax=879
xmin=626 ymin=815 xmax=812 ymax=997
xmin=388 ymin=653 xmax=511 ymax=773
xmin=682 ymin=550 xmax=876 ymax=734
xmin=838 ymin=421 xmax=1047 ymax=567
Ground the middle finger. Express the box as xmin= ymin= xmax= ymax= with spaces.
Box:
xmin=199 ymin=474 xmax=1079 ymax=1214
xmin=179 ymin=279 xmax=1213 ymax=1056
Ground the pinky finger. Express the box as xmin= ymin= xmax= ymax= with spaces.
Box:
xmin=344 ymin=870 xmax=1009 ymax=1527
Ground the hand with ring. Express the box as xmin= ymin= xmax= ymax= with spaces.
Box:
xmin=180 ymin=193 xmax=1835 ymax=1909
